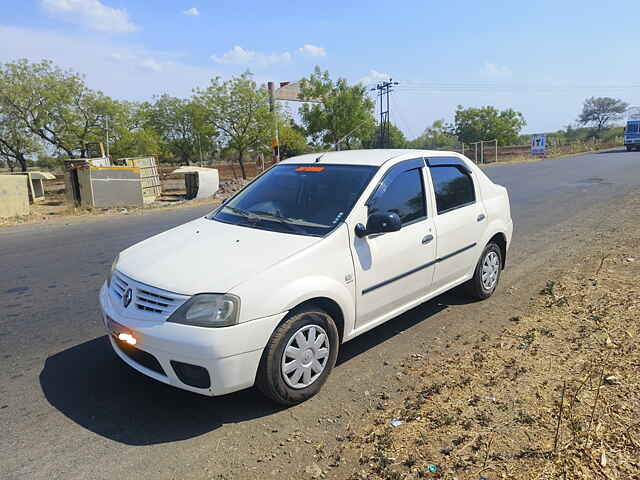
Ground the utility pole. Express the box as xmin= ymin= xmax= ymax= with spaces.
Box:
xmin=371 ymin=79 xmax=398 ymax=148
xmin=267 ymin=81 xmax=280 ymax=163
xmin=105 ymin=114 xmax=110 ymax=157
xmin=197 ymin=133 xmax=204 ymax=166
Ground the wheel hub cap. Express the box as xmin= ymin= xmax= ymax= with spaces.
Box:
xmin=281 ymin=323 xmax=330 ymax=389
xmin=481 ymin=251 xmax=500 ymax=290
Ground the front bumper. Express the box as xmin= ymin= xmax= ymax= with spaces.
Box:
xmin=99 ymin=282 xmax=286 ymax=396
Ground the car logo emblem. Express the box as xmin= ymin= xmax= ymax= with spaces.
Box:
xmin=123 ymin=288 xmax=133 ymax=308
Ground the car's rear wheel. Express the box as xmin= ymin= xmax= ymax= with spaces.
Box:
xmin=256 ymin=306 xmax=339 ymax=405
xmin=466 ymin=242 xmax=502 ymax=300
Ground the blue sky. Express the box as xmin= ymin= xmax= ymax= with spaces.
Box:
xmin=1 ymin=0 xmax=639 ymax=138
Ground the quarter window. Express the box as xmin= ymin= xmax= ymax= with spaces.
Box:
xmin=430 ymin=166 xmax=475 ymax=214
xmin=368 ymin=168 xmax=426 ymax=224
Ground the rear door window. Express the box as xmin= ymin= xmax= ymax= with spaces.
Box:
xmin=430 ymin=166 xmax=475 ymax=214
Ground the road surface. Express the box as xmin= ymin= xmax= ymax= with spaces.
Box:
xmin=2 ymin=149 xmax=640 ymax=479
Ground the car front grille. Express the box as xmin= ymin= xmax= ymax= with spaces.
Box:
xmin=110 ymin=271 xmax=188 ymax=318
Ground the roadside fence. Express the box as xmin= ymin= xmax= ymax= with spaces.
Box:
xmin=453 ymin=137 xmax=623 ymax=164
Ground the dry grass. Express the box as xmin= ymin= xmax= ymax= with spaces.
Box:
xmin=342 ymin=240 xmax=640 ymax=479
xmin=472 ymin=141 xmax=623 ymax=168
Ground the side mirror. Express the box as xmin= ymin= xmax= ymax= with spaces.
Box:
xmin=355 ymin=212 xmax=402 ymax=238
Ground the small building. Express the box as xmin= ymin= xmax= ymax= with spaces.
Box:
xmin=120 ymin=156 xmax=162 ymax=203
xmin=0 ymin=175 xmax=30 ymax=218
xmin=9 ymin=171 xmax=56 ymax=203
xmin=65 ymin=159 xmax=145 ymax=208
xmin=172 ymin=166 xmax=220 ymax=199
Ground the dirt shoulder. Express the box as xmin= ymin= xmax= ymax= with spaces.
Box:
xmin=321 ymin=197 xmax=640 ymax=479
xmin=479 ymin=146 xmax=623 ymax=168
xmin=0 ymin=178 xmax=249 ymax=228
xmin=0 ymin=191 xmax=221 ymax=228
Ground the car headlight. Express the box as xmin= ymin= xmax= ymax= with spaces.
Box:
xmin=167 ymin=293 xmax=240 ymax=328
xmin=107 ymin=254 xmax=119 ymax=287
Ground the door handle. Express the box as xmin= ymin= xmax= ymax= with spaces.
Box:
xmin=421 ymin=234 xmax=434 ymax=245
xmin=477 ymin=213 xmax=486 ymax=222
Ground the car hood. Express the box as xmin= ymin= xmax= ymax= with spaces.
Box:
xmin=117 ymin=217 xmax=321 ymax=295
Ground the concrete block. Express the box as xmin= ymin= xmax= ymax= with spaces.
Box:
xmin=172 ymin=166 xmax=220 ymax=199
xmin=89 ymin=167 xmax=144 ymax=208
xmin=0 ymin=175 xmax=29 ymax=218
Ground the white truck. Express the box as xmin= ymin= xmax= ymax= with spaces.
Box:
xmin=100 ymin=149 xmax=513 ymax=405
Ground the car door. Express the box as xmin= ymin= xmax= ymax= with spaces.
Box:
xmin=349 ymin=159 xmax=437 ymax=329
xmin=427 ymin=157 xmax=487 ymax=290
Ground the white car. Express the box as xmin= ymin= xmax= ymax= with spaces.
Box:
xmin=99 ymin=149 xmax=513 ymax=405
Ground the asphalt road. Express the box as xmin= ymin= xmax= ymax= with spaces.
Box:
xmin=2 ymin=149 xmax=640 ymax=480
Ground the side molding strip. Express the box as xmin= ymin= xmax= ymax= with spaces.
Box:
xmin=361 ymin=242 xmax=477 ymax=295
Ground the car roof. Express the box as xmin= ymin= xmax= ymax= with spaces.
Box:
xmin=279 ymin=149 xmax=463 ymax=167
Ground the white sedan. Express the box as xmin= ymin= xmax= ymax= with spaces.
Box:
xmin=99 ymin=149 xmax=513 ymax=405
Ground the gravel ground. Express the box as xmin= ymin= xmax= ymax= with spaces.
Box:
xmin=330 ymin=194 xmax=640 ymax=479
xmin=2 ymin=150 xmax=640 ymax=480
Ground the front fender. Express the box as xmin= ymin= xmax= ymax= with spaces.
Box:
xmin=229 ymin=224 xmax=357 ymax=338
xmin=279 ymin=275 xmax=355 ymax=330
xmin=234 ymin=274 xmax=355 ymax=333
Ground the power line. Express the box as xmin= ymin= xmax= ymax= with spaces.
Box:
xmin=397 ymin=79 xmax=640 ymax=87
xmin=389 ymin=95 xmax=415 ymax=140
xmin=392 ymin=81 xmax=640 ymax=94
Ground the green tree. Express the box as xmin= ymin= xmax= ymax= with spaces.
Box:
xmin=142 ymin=95 xmax=214 ymax=164
xmin=408 ymin=120 xmax=458 ymax=150
xmin=194 ymin=72 xmax=272 ymax=178
xmin=453 ymin=105 xmax=526 ymax=146
xmin=278 ymin=121 xmax=310 ymax=159
xmin=110 ymin=128 xmax=161 ymax=159
xmin=298 ymin=67 xmax=376 ymax=149
xmin=35 ymin=155 xmax=63 ymax=171
xmin=578 ymin=97 xmax=628 ymax=133
xmin=363 ymin=123 xmax=408 ymax=149
xmin=0 ymin=112 xmax=41 ymax=171
xmin=0 ymin=59 xmax=118 ymax=158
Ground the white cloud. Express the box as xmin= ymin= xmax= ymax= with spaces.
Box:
xmin=138 ymin=58 xmax=163 ymax=72
xmin=109 ymin=52 xmax=165 ymax=72
xmin=211 ymin=46 xmax=292 ymax=67
xmin=359 ymin=69 xmax=390 ymax=85
xmin=0 ymin=26 xmax=222 ymax=99
xmin=41 ymin=0 xmax=137 ymax=33
xmin=480 ymin=61 xmax=512 ymax=80
xmin=182 ymin=7 xmax=199 ymax=16
xmin=298 ymin=44 xmax=326 ymax=57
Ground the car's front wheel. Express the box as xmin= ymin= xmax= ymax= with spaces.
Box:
xmin=256 ymin=306 xmax=339 ymax=405
xmin=466 ymin=242 xmax=503 ymax=300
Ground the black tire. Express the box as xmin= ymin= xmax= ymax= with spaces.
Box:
xmin=626 ymin=145 xmax=632 ymax=152
xmin=465 ymin=242 xmax=503 ymax=300
xmin=256 ymin=306 xmax=339 ymax=406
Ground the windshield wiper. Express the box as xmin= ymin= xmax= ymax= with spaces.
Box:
xmin=223 ymin=206 xmax=259 ymax=222
xmin=251 ymin=210 xmax=307 ymax=235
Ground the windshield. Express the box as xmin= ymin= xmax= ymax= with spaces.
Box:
xmin=626 ymin=123 xmax=639 ymax=134
xmin=208 ymin=163 xmax=377 ymax=236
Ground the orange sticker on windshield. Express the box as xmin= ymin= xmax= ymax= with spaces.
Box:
xmin=295 ymin=166 xmax=325 ymax=172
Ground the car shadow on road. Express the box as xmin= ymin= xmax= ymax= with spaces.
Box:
xmin=39 ymin=289 xmax=470 ymax=446
xmin=336 ymin=289 xmax=467 ymax=365
xmin=39 ymin=336 xmax=284 ymax=446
